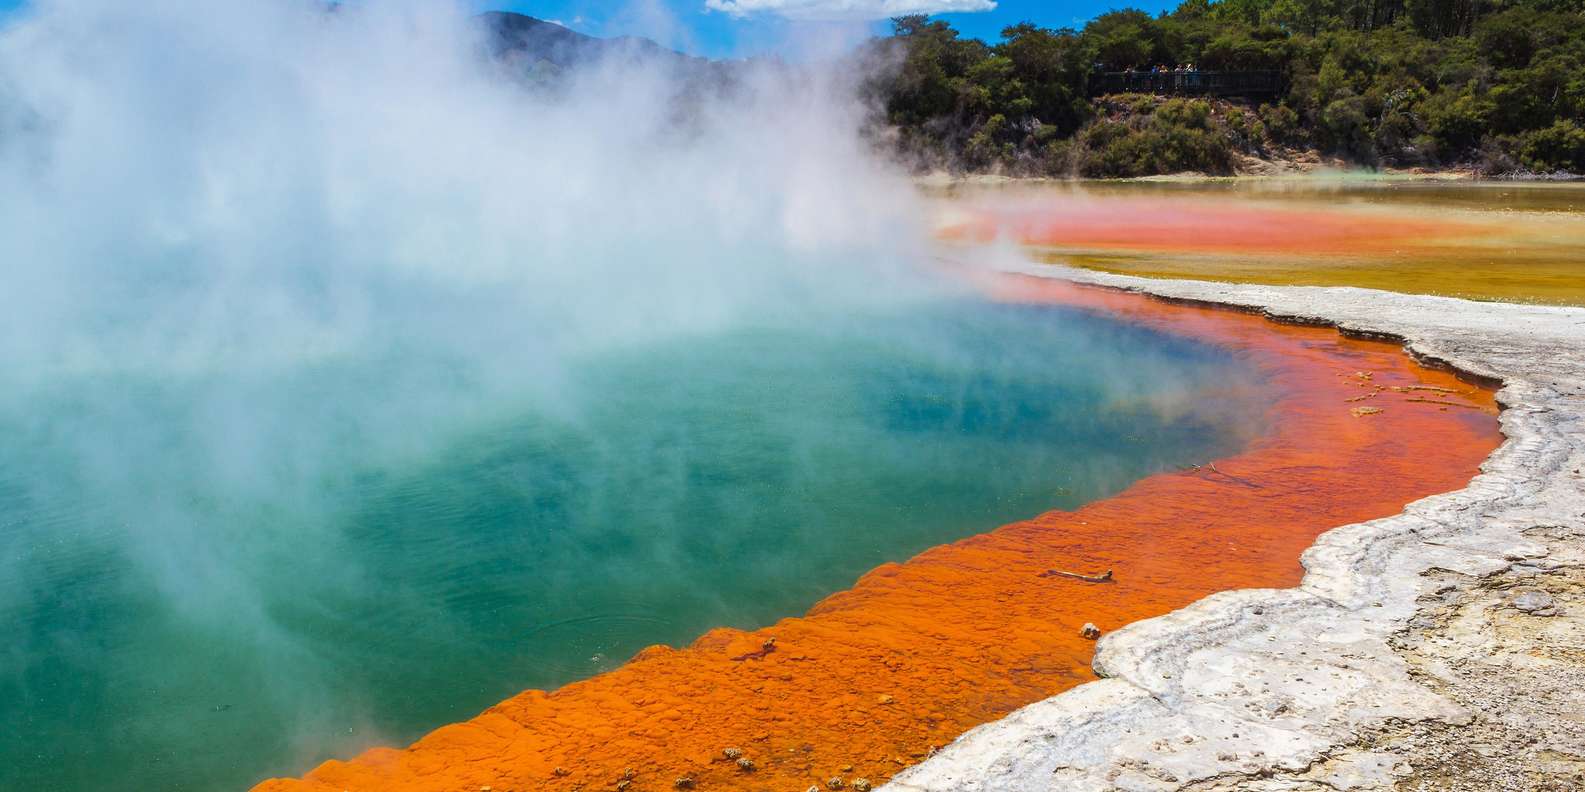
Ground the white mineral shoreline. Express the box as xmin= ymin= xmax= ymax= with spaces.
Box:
xmin=886 ymin=264 xmax=1585 ymax=791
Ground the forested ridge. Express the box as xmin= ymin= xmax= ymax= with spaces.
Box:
xmin=860 ymin=0 xmax=1585 ymax=177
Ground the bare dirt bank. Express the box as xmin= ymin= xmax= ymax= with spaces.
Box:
xmin=887 ymin=266 xmax=1585 ymax=791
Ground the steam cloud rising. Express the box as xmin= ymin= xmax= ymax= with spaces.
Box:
xmin=0 ymin=1 xmax=928 ymax=603
xmin=0 ymin=0 xmax=942 ymax=786
xmin=0 ymin=4 xmax=1265 ymax=791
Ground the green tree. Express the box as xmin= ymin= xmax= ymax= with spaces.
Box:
xmin=863 ymin=0 xmax=1585 ymax=176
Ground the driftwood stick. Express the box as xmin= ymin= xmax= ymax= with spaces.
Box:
xmin=731 ymin=637 xmax=777 ymax=662
xmin=1405 ymin=397 xmax=1483 ymax=409
xmin=1184 ymin=461 xmax=1263 ymax=489
xmin=1390 ymin=385 xmax=1461 ymax=394
xmin=1039 ymin=568 xmax=1114 ymax=583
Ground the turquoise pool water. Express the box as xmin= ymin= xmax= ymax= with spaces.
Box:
xmin=0 ymin=299 xmax=1265 ymax=791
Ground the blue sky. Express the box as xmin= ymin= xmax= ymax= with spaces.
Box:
xmin=0 ymin=1 xmax=1178 ymax=59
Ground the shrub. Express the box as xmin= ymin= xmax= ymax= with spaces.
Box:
xmin=1074 ymin=97 xmax=1237 ymax=177
xmin=1515 ymin=120 xmax=1585 ymax=173
xmin=1258 ymin=102 xmax=1299 ymax=144
xmin=963 ymin=113 xmax=1009 ymax=169
xmin=1320 ymin=94 xmax=1373 ymax=157
xmin=1422 ymin=89 xmax=1494 ymax=154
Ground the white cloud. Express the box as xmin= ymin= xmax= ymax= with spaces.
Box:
xmin=704 ymin=0 xmax=997 ymax=21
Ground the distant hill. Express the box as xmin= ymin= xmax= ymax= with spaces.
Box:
xmin=478 ymin=11 xmax=703 ymax=73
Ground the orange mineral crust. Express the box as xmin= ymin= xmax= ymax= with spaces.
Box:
xmin=253 ymin=275 xmax=1500 ymax=792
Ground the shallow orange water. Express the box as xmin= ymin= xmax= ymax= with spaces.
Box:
xmin=935 ymin=184 xmax=1585 ymax=306
xmin=940 ymin=196 xmax=1492 ymax=255
xmin=253 ymin=274 xmax=1499 ymax=792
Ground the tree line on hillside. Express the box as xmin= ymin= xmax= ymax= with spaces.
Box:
xmin=858 ymin=0 xmax=1585 ymax=176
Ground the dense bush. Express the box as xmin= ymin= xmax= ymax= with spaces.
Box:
xmin=1515 ymin=120 xmax=1585 ymax=172
xmin=1072 ymin=97 xmax=1240 ymax=176
xmin=864 ymin=0 xmax=1585 ymax=176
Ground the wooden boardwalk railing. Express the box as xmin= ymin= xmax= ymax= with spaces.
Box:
xmin=1088 ymin=70 xmax=1283 ymax=98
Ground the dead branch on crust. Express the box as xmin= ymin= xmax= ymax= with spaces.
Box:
xmin=731 ymin=637 xmax=777 ymax=662
xmin=1039 ymin=568 xmax=1114 ymax=583
xmin=1182 ymin=462 xmax=1263 ymax=489
xmin=1405 ymin=397 xmax=1483 ymax=409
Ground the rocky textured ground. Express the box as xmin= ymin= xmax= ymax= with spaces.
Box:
xmin=887 ymin=266 xmax=1585 ymax=792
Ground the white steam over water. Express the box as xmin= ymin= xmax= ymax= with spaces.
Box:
xmin=0 ymin=5 xmax=1269 ymax=792
xmin=0 ymin=1 xmax=939 ymax=784
xmin=0 ymin=0 xmax=926 ymax=374
xmin=0 ymin=0 xmax=928 ymax=604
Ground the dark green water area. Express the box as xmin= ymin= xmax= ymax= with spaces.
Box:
xmin=0 ymin=299 xmax=1267 ymax=791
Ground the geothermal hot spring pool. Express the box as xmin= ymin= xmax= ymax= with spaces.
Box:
xmin=0 ymin=7 xmax=1516 ymax=791
xmin=0 ymin=298 xmax=1269 ymax=791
